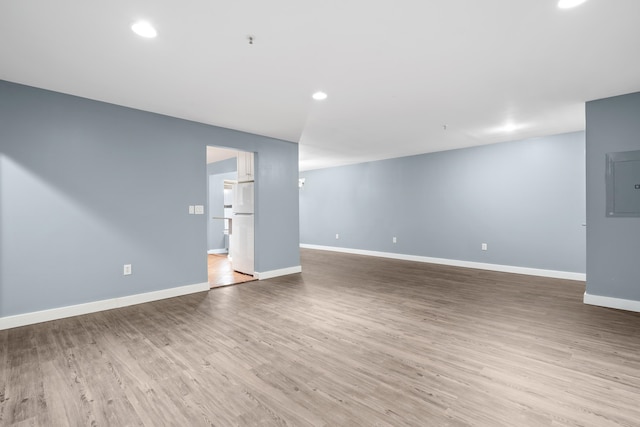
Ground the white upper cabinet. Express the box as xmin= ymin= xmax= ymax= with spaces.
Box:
xmin=237 ymin=151 xmax=254 ymax=182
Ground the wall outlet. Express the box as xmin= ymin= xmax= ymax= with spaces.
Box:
xmin=123 ymin=264 xmax=132 ymax=275
xmin=335 ymin=233 xmax=340 ymax=240
xmin=194 ymin=205 xmax=204 ymax=215
xmin=188 ymin=205 xmax=195 ymax=214
xmin=481 ymin=243 xmax=488 ymax=251
xmin=393 ymin=237 xmax=397 ymax=243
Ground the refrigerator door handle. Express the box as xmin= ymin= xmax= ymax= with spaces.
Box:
xmin=233 ymin=213 xmax=253 ymax=216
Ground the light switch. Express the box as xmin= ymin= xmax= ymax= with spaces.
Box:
xmin=194 ymin=205 xmax=205 ymax=215
xmin=188 ymin=205 xmax=195 ymax=214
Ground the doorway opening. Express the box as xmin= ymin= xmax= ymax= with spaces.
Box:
xmin=206 ymin=146 xmax=256 ymax=288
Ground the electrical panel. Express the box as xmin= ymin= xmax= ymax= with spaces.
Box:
xmin=606 ymin=150 xmax=640 ymax=217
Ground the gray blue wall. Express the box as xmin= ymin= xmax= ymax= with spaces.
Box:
xmin=586 ymin=92 xmax=640 ymax=301
xmin=207 ymin=158 xmax=236 ymax=251
xmin=300 ymin=132 xmax=586 ymax=274
xmin=0 ymin=80 xmax=300 ymax=318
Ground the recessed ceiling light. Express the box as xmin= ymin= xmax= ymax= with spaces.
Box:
xmin=131 ymin=21 xmax=157 ymax=38
xmin=500 ymin=123 xmax=519 ymax=132
xmin=312 ymin=91 xmax=328 ymax=101
xmin=558 ymin=0 xmax=588 ymax=9
xmin=491 ymin=122 xmax=526 ymax=133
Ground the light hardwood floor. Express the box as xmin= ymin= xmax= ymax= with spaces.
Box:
xmin=208 ymin=254 xmax=256 ymax=288
xmin=2 ymin=249 xmax=640 ymax=426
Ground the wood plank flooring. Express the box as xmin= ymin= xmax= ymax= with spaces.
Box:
xmin=208 ymin=254 xmax=256 ymax=288
xmin=2 ymin=249 xmax=640 ymax=426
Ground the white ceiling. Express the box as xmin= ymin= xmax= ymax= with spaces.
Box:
xmin=206 ymin=146 xmax=237 ymax=165
xmin=2 ymin=1 xmax=639 ymax=171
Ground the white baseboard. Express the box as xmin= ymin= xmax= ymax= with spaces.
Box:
xmin=583 ymin=292 xmax=640 ymax=313
xmin=0 ymin=282 xmax=210 ymax=331
xmin=207 ymin=249 xmax=228 ymax=255
xmin=300 ymin=244 xmax=586 ymax=281
xmin=255 ymin=265 xmax=302 ymax=280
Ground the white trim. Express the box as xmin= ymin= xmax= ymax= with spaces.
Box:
xmin=207 ymin=249 xmax=228 ymax=255
xmin=254 ymin=265 xmax=302 ymax=280
xmin=300 ymin=244 xmax=586 ymax=281
xmin=0 ymin=282 xmax=210 ymax=331
xmin=583 ymin=292 xmax=640 ymax=313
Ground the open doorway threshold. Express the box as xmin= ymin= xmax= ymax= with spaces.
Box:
xmin=208 ymin=254 xmax=257 ymax=288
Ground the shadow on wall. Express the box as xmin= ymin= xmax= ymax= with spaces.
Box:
xmin=0 ymin=83 xmax=208 ymax=317
xmin=0 ymin=154 xmax=155 ymax=316
xmin=0 ymin=79 xmax=300 ymax=320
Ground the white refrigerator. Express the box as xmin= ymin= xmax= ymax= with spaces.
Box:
xmin=230 ymin=182 xmax=254 ymax=275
